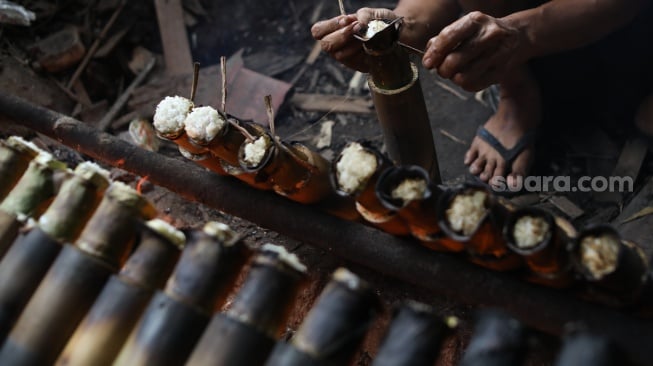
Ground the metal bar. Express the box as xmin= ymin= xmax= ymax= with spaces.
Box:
xmin=0 ymin=92 xmax=652 ymax=365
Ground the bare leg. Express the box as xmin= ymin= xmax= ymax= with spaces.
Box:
xmin=455 ymin=0 xmax=543 ymax=185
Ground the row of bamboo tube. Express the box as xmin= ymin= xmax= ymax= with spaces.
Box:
xmin=152 ymin=87 xmax=651 ymax=308
xmin=0 ymin=138 xmax=626 ymax=365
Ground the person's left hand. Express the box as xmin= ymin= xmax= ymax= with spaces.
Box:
xmin=422 ymin=11 xmax=530 ymax=91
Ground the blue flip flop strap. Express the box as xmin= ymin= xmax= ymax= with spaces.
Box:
xmin=476 ymin=126 xmax=536 ymax=165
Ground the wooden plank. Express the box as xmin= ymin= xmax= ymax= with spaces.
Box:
xmin=595 ymin=138 xmax=648 ymax=203
xmin=154 ymin=0 xmax=192 ymax=76
xmin=291 ymin=93 xmax=374 ymax=114
xmin=547 ymin=195 xmax=585 ymax=220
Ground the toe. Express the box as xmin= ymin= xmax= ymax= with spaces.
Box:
xmin=507 ymin=149 xmax=532 ymax=189
xmin=464 ymin=142 xmax=479 ymax=165
xmin=493 ymin=160 xmax=507 ymax=180
xmin=469 ymin=157 xmax=486 ymax=175
xmin=479 ymin=160 xmax=496 ymax=182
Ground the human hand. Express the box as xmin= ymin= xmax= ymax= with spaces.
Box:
xmin=422 ymin=11 xmax=530 ymax=91
xmin=311 ymin=8 xmax=398 ymax=72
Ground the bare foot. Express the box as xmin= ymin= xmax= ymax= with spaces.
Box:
xmin=464 ymin=67 xmax=541 ymax=188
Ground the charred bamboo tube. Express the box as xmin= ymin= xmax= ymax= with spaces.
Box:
xmin=187 ymin=244 xmax=307 ymax=366
xmin=265 ymin=268 xmax=379 ymax=366
xmin=376 ymin=165 xmax=463 ymax=251
xmin=5 ymin=93 xmax=653 ymax=365
xmin=56 ymin=219 xmax=184 ymax=366
xmin=114 ymin=221 xmax=249 ymax=366
xmin=331 ymin=141 xmax=410 ymax=235
xmin=505 ymin=207 xmax=576 ymax=288
xmin=459 ymin=309 xmax=526 ymax=366
xmin=239 ymin=132 xmax=333 ymax=203
xmin=0 ymin=152 xmax=67 ymax=257
xmin=360 ymin=19 xmax=440 ymax=183
xmin=0 ymin=162 xmax=110 ymax=341
xmin=554 ymin=331 xmax=622 ymax=366
xmin=570 ymin=225 xmax=649 ymax=306
xmin=0 ymin=182 xmax=155 ymax=366
xmin=372 ymin=301 xmax=455 ymax=366
xmin=0 ymin=136 xmax=40 ymax=199
xmin=438 ymin=184 xmax=522 ymax=271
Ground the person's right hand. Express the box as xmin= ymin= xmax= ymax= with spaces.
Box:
xmin=311 ymin=8 xmax=398 ymax=72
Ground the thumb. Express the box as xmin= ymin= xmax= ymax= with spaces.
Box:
xmin=355 ymin=7 xmax=397 ymax=25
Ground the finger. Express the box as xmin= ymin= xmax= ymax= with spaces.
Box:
xmin=355 ymin=7 xmax=397 ymax=25
xmin=319 ymin=22 xmax=358 ymax=55
xmin=469 ymin=156 xmax=486 ymax=175
xmin=311 ymin=15 xmax=356 ymax=40
xmin=334 ymin=44 xmax=369 ymax=72
xmin=452 ymin=51 xmax=505 ymax=91
xmin=464 ymin=144 xmax=479 ymax=165
xmin=437 ymin=45 xmax=484 ymax=79
xmin=423 ymin=12 xmax=485 ymax=69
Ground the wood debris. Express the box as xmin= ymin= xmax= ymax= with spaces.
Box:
xmin=291 ymin=93 xmax=374 ymax=114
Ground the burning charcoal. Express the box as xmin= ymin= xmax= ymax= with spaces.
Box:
xmin=265 ymin=268 xmax=379 ymax=366
xmin=438 ymin=184 xmax=523 ymax=271
xmin=187 ymin=244 xmax=306 ymax=366
xmin=57 ymin=219 xmax=184 ymax=366
xmin=571 ymin=225 xmax=649 ymax=305
xmin=0 ymin=162 xmax=110 ymax=341
xmin=554 ymin=331 xmax=623 ymax=366
xmin=113 ymin=221 xmax=250 ymax=366
xmin=505 ymin=207 xmax=575 ymax=288
xmin=0 ymin=136 xmax=40 ymax=200
xmin=0 ymin=150 xmax=67 ymax=256
xmin=0 ymin=182 xmax=155 ymax=366
xmin=377 ymin=165 xmax=462 ymax=251
xmin=372 ymin=301 xmax=455 ymax=366
xmin=459 ymin=309 xmax=526 ymax=366
xmin=332 ymin=141 xmax=410 ymax=234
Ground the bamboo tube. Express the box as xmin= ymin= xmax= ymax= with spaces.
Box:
xmin=178 ymin=146 xmax=228 ymax=175
xmin=56 ymin=219 xmax=184 ymax=366
xmin=113 ymin=221 xmax=249 ymax=366
xmin=265 ymin=268 xmax=379 ymax=366
xmin=238 ymin=133 xmax=333 ymax=204
xmin=0 ymin=162 xmax=109 ymax=341
xmin=571 ymin=225 xmax=649 ymax=306
xmin=187 ymin=244 xmax=307 ymax=366
xmin=438 ymin=184 xmax=522 ymax=271
xmin=0 ymin=152 xmax=67 ymax=257
xmin=459 ymin=309 xmax=526 ymax=366
xmin=505 ymin=207 xmax=576 ymax=288
xmin=0 ymin=136 xmax=40 ymax=200
xmin=376 ymin=165 xmax=462 ymax=251
xmin=372 ymin=301 xmax=455 ymax=366
xmin=360 ymin=19 xmax=440 ymax=183
xmin=554 ymin=331 xmax=622 ymax=366
xmin=0 ymin=182 xmax=155 ymax=366
xmin=331 ymin=141 xmax=409 ymax=235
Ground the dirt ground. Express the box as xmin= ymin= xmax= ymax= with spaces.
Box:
xmin=1 ymin=0 xmax=651 ymax=365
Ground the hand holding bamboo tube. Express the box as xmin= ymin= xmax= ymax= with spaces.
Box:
xmin=0 ymin=182 xmax=156 ymax=366
xmin=57 ymin=219 xmax=184 ymax=366
xmin=114 ymin=221 xmax=250 ymax=366
xmin=0 ymin=136 xmax=40 ymax=200
xmin=187 ymin=244 xmax=306 ymax=366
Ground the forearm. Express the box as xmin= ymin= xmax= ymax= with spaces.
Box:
xmin=505 ymin=0 xmax=648 ymax=61
xmin=394 ymin=0 xmax=461 ymax=49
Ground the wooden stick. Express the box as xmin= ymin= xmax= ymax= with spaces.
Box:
xmin=220 ymin=56 xmax=227 ymax=114
xmin=227 ymin=119 xmax=255 ymax=143
xmin=66 ymin=0 xmax=127 ymax=89
xmin=337 ymin=0 xmax=346 ymax=16
xmin=190 ymin=62 xmax=200 ymax=102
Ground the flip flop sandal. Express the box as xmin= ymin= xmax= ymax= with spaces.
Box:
xmin=472 ymin=125 xmax=537 ymax=195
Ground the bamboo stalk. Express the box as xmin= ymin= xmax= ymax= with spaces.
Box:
xmin=459 ymin=309 xmax=526 ymax=366
xmin=0 ymin=137 xmax=40 ymax=200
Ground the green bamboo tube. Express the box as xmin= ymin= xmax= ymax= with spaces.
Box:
xmin=0 ymin=136 xmax=40 ymax=200
xmin=114 ymin=221 xmax=249 ymax=366
xmin=0 ymin=152 xmax=67 ymax=256
xmin=0 ymin=182 xmax=155 ymax=366
xmin=0 ymin=162 xmax=109 ymax=341
xmin=265 ymin=268 xmax=379 ymax=366
xmin=187 ymin=244 xmax=306 ymax=366
xmin=57 ymin=219 xmax=184 ymax=366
